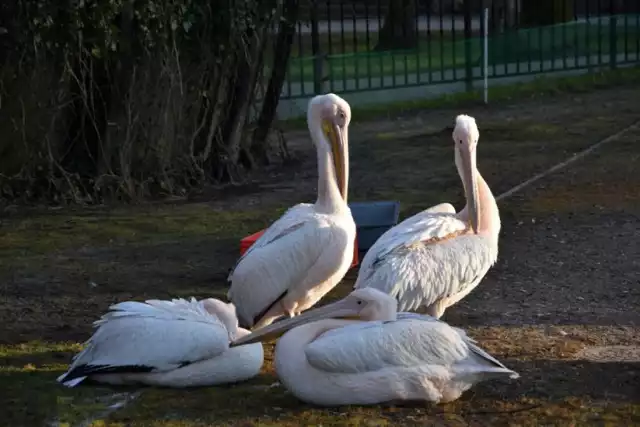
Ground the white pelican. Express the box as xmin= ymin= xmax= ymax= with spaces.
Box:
xmin=354 ymin=114 xmax=500 ymax=318
xmin=231 ymin=288 xmax=518 ymax=406
xmin=227 ymin=93 xmax=356 ymax=329
xmin=57 ymin=297 xmax=263 ymax=388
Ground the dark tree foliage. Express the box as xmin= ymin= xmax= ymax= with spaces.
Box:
xmin=0 ymin=0 xmax=300 ymax=204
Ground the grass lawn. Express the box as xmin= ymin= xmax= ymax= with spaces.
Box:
xmin=1 ymin=78 xmax=640 ymax=426
xmin=284 ymin=17 xmax=640 ymax=82
xmin=278 ymin=66 xmax=640 ymax=130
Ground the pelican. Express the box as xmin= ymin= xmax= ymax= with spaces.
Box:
xmin=353 ymin=114 xmax=500 ymax=318
xmin=231 ymin=288 xmax=518 ymax=406
xmin=227 ymin=93 xmax=356 ymax=329
xmin=57 ymin=297 xmax=263 ymax=388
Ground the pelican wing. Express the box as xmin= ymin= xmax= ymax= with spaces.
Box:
xmin=394 ymin=312 xmax=476 ymax=344
xmin=394 ymin=313 xmax=512 ymax=372
xmin=57 ymin=298 xmax=230 ymax=385
xmin=227 ymin=204 xmax=353 ymax=327
xmin=358 ymin=212 xmax=467 ymax=277
xmin=228 ymin=203 xmax=314 ymax=276
xmin=355 ymin=212 xmax=496 ymax=312
xmin=305 ymin=317 xmax=504 ymax=374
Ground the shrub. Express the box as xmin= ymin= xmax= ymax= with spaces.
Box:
xmin=0 ymin=0 xmax=295 ymax=204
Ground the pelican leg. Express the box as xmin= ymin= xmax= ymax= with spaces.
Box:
xmin=439 ymin=387 xmax=464 ymax=403
xmin=282 ymin=300 xmax=298 ymax=318
xmin=253 ymin=298 xmax=297 ymax=329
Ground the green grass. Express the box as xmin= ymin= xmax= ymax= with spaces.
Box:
xmin=285 ymin=18 xmax=640 ymax=82
xmin=2 ymin=337 xmax=639 ymax=426
xmin=0 ymin=204 xmax=286 ymax=265
xmin=1 ymin=83 xmax=639 ymax=426
xmin=0 ymin=341 xmax=122 ymax=427
xmin=290 ymin=28 xmax=469 ymax=59
xmin=279 ymin=65 xmax=640 ymax=130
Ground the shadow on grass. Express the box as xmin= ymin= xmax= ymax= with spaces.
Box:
xmin=0 ymin=358 xmax=136 ymax=427
xmin=0 ymin=336 xmax=638 ymax=426
xmin=98 ymin=359 xmax=640 ymax=426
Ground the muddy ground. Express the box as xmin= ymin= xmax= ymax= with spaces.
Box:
xmin=0 ymin=86 xmax=639 ymax=426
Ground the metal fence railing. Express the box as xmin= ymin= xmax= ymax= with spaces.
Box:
xmin=280 ymin=0 xmax=640 ymax=100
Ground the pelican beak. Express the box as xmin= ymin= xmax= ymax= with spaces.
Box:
xmin=460 ymin=143 xmax=480 ymax=234
xmin=229 ymin=298 xmax=360 ymax=347
xmin=322 ymin=120 xmax=348 ymax=202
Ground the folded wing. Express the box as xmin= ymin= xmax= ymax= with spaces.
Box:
xmin=227 ymin=204 xmax=351 ymax=326
xmin=356 ymin=212 xmax=467 ymax=283
xmin=304 ymin=318 xmax=470 ymax=374
xmin=355 ymin=212 xmax=496 ymax=312
xmin=57 ymin=298 xmax=229 ymax=385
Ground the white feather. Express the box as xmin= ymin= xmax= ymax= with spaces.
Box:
xmin=355 ymin=211 xmax=497 ymax=313
xmin=57 ymin=298 xmax=263 ymax=388
xmin=306 ymin=318 xmax=473 ymax=373
xmin=227 ymin=93 xmax=357 ymax=328
xmin=98 ymin=298 xmax=218 ymax=326
xmin=227 ymin=203 xmax=355 ymax=326
xmin=274 ymin=314 xmax=518 ymax=406
xmin=354 ymin=114 xmax=501 ymax=317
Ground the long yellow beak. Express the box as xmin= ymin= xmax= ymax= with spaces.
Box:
xmin=322 ymin=120 xmax=347 ymax=202
xmin=459 ymin=146 xmax=480 ymax=234
xmin=229 ymin=298 xmax=360 ymax=347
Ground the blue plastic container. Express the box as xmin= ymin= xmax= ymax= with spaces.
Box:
xmin=348 ymin=201 xmax=401 ymax=253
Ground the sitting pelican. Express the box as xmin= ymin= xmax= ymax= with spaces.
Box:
xmin=231 ymin=288 xmax=518 ymax=406
xmin=57 ymin=298 xmax=263 ymax=388
xmin=227 ymin=93 xmax=356 ymax=329
xmin=354 ymin=114 xmax=500 ymax=318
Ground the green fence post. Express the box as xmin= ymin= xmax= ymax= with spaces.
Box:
xmin=463 ymin=0 xmax=474 ymax=92
xmin=609 ymin=8 xmax=618 ymax=69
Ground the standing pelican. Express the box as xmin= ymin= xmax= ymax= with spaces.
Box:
xmin=57 ymin=298 xmax=263 ymax=388
xmin=354 ymin=115 xmax=500 ymax=318
xmin=227 ymin=93 xmax=356 ymax=329
xmin=231 ymin=288 xmax=518 ymax=406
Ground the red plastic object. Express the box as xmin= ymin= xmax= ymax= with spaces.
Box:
xmin=240 ymin=229 xmax=359 ymax=268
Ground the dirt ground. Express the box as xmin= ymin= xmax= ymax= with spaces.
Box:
xmin=1 ymin=86 xmax=639 ymax=426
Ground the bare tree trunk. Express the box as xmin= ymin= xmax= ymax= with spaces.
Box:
xmin=211 ymin=23 xmax=269 ymax=182
xmin=229 ymin=31 xmax=268 ymax=169
xmin=520 ymin=0 xmax=573 ymax=28
xmin=105 ymin=0 xmax=135 ymax=178
xmin=0 ymin=0 xmax=17 ymax=64
xmin=486 ymin=0 xmax=521 ymax=33
xmin=375 ymin=0 xmax=418 ymax=51
xmin=251 ymin=0 xmax=299 ymax=166
xmin=505 ymin=0 xmax=521 ymax=28
xmin=60 ymin=54 xmax=110 ymax=179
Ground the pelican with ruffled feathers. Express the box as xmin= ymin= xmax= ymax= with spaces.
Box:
xmin=354 ymin=115 xmax=500 ymax=318
xmin=227 ymin=93 xmax=356 ymax=329
xmin=231 ymin=288 xmax=518 ymax=406
xmin=57 ymin=298 xmax=263 ymax=388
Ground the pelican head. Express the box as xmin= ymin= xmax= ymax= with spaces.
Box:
xmin=201 ymin=298 xmax=244 ymax=341
xmin=307 ymin=93 xmax=351 ymax=201
xmin=452 ymin=114 xmax=480 ymax=234
xmin=229 ymin=288 xmax=396 ymax=347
